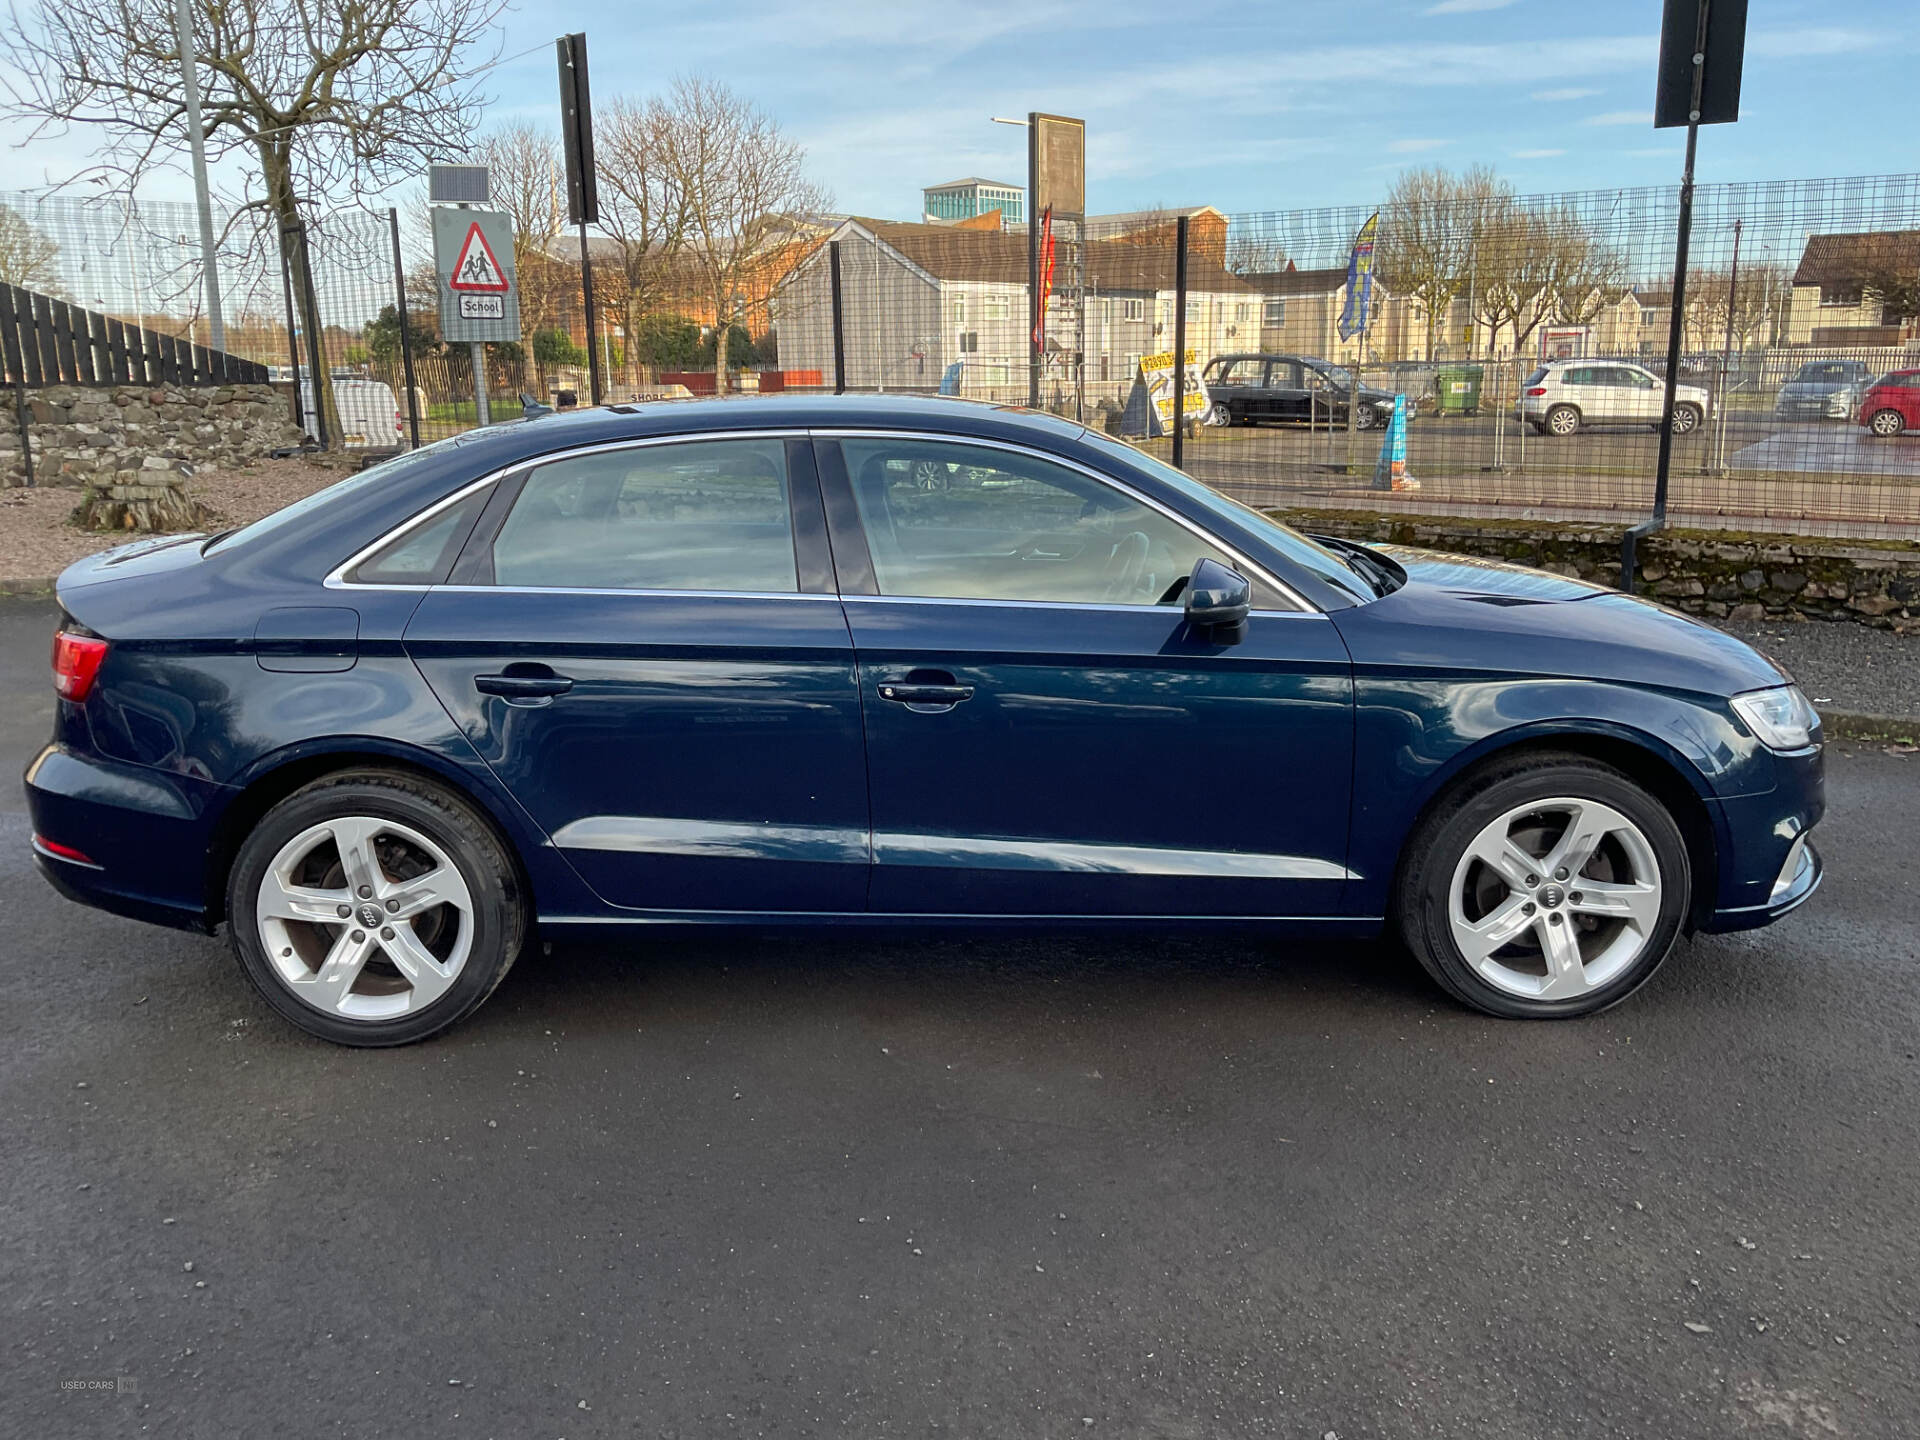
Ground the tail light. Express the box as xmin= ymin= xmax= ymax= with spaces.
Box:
xmin=1525 ymin=386 xmax=1548 ymax=396
xmin=395 ymin=409 xmax=404 ymax=434
xmin=52 ymin=630 xmax=108 ymax=702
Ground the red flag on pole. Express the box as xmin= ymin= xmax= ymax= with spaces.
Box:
xmin=1032 ymin=207 xmax=1056 ymax=350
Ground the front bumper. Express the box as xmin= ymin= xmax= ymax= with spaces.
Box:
xmin=1698 ymin=742 xmax=1826 ymax=934
xmin=1774 ymin=393 xmax=1854 ymax=419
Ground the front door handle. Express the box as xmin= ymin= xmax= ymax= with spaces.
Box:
xmin=475 ymin=668 xmax=575 ymax=701
xmin=877 ymin=680 xmax=975 ymax=712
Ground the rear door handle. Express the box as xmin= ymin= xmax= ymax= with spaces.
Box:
xmin=475 ymin=670 xmax=574 ymax=701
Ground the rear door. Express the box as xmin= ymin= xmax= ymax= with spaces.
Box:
xmin=1265 ymin=359 xmax=1311 ymax=424
xmin=401 ymin=433 xmax=870 ymax=916
xmin=817 ymin=431 xmax=1354 ymax=919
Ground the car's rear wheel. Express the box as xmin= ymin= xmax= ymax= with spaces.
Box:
xmin=227 ymin=770 xmax=527 ymax=1046
xmin=1545 ymin=404 xmax=1580 ymax=437
xmin=1396 ymin=753 xmax=1690 ymax=1019
xmin=1668 ymin=403 xmax=1702 ymax=434
xmin=1868 ymin=408 xmax=1906 ymax=437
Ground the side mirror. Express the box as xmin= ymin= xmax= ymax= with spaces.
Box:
xmin=1184 ymin=557 xmax=1252 ymax=643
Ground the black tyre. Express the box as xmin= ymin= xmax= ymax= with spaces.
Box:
xmin=1669 ymin=403 xmax=1702 ymax=435
xmin=1395 ymin=752 xmax=1691 ymax=1019
xmin=1867 ymin=408 xmax=1906 ymax=438
xmin=1356 ymin=406 xmax=1380 ymax=431
xmin=226 ymin=769 xmax=528 ymax=1046
xmin=1545 ymin=404 xmax=1580 ymax=437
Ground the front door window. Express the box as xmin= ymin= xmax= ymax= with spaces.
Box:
xmin=838 ymin=438 xmax=1236 ymax=608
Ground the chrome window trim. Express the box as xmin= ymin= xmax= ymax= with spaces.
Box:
xmin=324 ymin=429 xmax=812 ymax=594
xmin=838 ymin=593 xmax=1320 ymax=620
xmin=323 ymin=473 xmax=502 ymax=591
xmin=814 ymin=428 xmax=1318 ymax=613
xmin=431 ymin=585 xmax=844 ymax=602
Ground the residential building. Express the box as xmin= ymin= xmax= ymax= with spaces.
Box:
xmin=1786 ymin=230 xmax=1920 ymax=346
xmin=775 ymin=216 xmax=1259 ymax=400
xmin=1240 ymin=266 xmax=1412 ymax=364
xmin=923 ymin=178 xmax=1025 ymax=226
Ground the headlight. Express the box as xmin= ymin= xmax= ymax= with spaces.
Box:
xmin=1731 ymin=685 xmax=1821 ymax=752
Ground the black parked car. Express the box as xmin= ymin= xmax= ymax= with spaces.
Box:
xmin=1201 ymin=354 xmax=1407 ymax=430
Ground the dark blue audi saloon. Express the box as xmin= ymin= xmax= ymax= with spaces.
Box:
xmin=26 ymin=394 xmax=1824 ymax=1045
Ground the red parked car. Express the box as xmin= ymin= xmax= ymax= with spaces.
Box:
xmin=1858 ymin=369 xmax=1920 ymax=437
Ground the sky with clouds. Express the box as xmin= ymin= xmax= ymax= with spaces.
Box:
xmin=2 ymin=0 xmax=1910 ymax=218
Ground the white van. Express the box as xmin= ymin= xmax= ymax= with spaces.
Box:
xmin=296 ymin=376 xmax=407 ymax=449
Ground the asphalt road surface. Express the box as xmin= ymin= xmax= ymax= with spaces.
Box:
xmin=4 ymin=593 xmax=1917 ymax=1438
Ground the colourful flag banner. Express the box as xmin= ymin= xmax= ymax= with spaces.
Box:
xmin=1338 ymin=212 xmax=1379 ymax=342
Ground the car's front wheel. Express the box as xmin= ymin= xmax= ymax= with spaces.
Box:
xmin=1668 ymin=402 xmax=1703 ymax=434
xmin=1396 ymin=753 xmax=1690 ymax=1019
xmin=227 ymin=770 xmax=528 ymax=1046
xmin=1203 ymin=402 xmax=1231 ymax=428
xmin=1355 ymin=406 xmax=1381 ymax=431
xmin=1867 ymin=408 xmax=1906 ymax=437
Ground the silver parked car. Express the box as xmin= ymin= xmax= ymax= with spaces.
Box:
xmin=1519 ymin=361 xmax=1711 ymax=437
xmin=1773 ymin=359 xmax=1873 ymax=421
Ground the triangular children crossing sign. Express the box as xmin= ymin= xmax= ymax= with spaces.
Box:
xmin=448 ymin=222 xmax=510 ymax=292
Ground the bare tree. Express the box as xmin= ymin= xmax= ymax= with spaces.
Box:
xmin=1690 ymin=262 xmax=1786 ymax=352
xmin=1549 ymin=221 xmax=1628 ymax=328
xmin=475 ymin=121 xmax=567 ymax=378
xmin=597 ymin=96 xmax=691 ymax=384
xmin=1376 ymin=165 xmax=1503 ymax=360
xmin=0 ymin=204 xmax=63 ymax=291
xmin=656 ymin=76 xmax=829 ymax=393
xmin=1 ymin=0 xmax=506 ymax=441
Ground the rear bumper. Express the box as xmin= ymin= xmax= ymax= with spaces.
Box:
xmin=23 ymin=744 xmax=223 ymax=933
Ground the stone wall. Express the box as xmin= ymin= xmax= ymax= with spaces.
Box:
xmin=1281 ymin=508 xmax=1920 ymax=633
xmin=2 ymin=383 xmax=303 ymax=488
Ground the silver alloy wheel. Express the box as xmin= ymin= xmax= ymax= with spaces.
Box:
xmin=1447 ymin=797 xmax=1663 ymax=1003
xmin=255 ymin=816 xmax=475 ymax=1022
xmin=1669 ymin=404 xmax=1700 ymax=434
xmin=1547 ymin=406 xmax=1579 ymax=436
xmin=1869 ymin=408 xmax=1905 ymax=437
xmin=1204 ymin=402 xmax=1230 ymax=427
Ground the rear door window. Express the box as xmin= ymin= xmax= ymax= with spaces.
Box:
xmin=489 ymin=438 xmax=798 ymax=592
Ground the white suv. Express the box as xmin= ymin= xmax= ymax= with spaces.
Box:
xmin=1519 ymin=361 xmax=1710 ymax=437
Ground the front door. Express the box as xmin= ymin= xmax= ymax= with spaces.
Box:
xmin=404 ymin=434 xmax=870 ymax=915
xmin=817 ymin=434 xmax=1354 ymax=918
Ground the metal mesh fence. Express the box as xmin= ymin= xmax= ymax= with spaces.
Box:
xmin=7 ymin=175 xmax=1918 ymax=537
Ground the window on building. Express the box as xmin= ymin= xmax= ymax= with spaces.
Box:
xmin=951 ymin=298 xmax=966 ymax=325
xmin=1820 ymin=283 xmax=1864 ymax=307
xmin=1234 ymin=303 xmax=1249 ymax=323
xmin=984 ymin=296 xmax=1010 ymax=322
xmin=1121 ymin=298 xmax=1144 ymax=322
xmin=1185 ymin=297 xmax=1200 ymax=319
xmin=1264 ymin=299 xmax=1286 ymax=325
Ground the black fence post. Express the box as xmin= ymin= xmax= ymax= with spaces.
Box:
xmin=829 ymin=240 xmax=846 ymax=395
xmin=389 ymin=207 xmax=422 ymax=448
xmin=1171 ymin=213 xmax=1189 ymax=471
